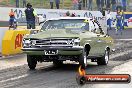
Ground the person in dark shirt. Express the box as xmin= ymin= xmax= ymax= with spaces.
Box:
xmin=16 ymin=0 xmax=19 ymax=7
xmin=23 ymin=0 xmax=27 ymax=8
xmin=88 ymin=0 xmax=93 ymax=11
xmin=55 ymin=0 xmax=60 ymax=9
xmin=106 ymin=0 xmax=111 ymax=9
xmin=50 ymin=0 xmax=54 ymax=9
xmin=25 ymin=3 xmax=37 ymax=29
xmin=101 ymin=0 xmax=105 ymax=9
xmin=96 ymin=0 xmax=101 ymax=11
xmin=111 ymin=0 xmax=116 ymax=11
xmin=78 ymin=0 xmax=82 ymax=10
xmin=121 ymin=0 xmax=127 ymax=11
xmin=116 ymin=2 xmax=122 ymax=12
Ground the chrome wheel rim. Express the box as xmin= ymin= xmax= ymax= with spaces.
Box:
xmin=105 ymin=51 xmax=109 ymax=64
xmin=84 ymin=52 xmax=87 ymax=66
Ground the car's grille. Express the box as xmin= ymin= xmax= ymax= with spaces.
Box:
xmin=32 ymin=38 xmax=74 ymax=47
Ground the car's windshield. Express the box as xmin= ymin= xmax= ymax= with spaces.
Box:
xmin=41 ymin=19 xmax=89 ymax=31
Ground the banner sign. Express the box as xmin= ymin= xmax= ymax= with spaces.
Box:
xmin=0 ymin=7 xmax=131 ymax=28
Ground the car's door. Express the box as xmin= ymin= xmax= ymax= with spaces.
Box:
xmin=88 ymin=20 xmax=113 ymax=56
xmin=93 ymin=21 xmax=113 ymax=55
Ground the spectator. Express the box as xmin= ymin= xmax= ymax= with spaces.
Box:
xmin=72 ymin=0 xmax=78 ymax=10
xmin=111 ymin=0 xmax=116 ymax=11
xmin=106 ymin=10 xmax=112 ymax=31
xmin=23 ymin=0 xmax=27 ymax=8
xmin=121 ymin=10 xmax=125 ymax=30
xmin=106 ymin=9 xmax=112 ymax=35
xmin=96 ymin=0 xmax=101 ymax=11
xmin=9 ymin=9 xmax=15 ymax=29
xmin=65 ymin=11 xmax=70 ymax=16
xmin=115 ymin=11 xmax=123 ymax=35
xmin=16 ymin=0 xmax=19 ymax=7
xmin=55 ymin=0 xmax=60 ymax=9
xmin=82 ymin=0 xmax=86 ymax=8
xmin=50 ymin=0 xmax=54 ymax=9
xmin=78 ymin=0 xmax=82 ymax=10
xmin=106 ymin=0 xmax=111 ymax=9
xmin=101 ymin=0 xmax=105 ymax=9
xmin=88 ymin=0 xmax=93 ymax=11
xmin=25 ymin=3 xmax=37 ymax=29
xmin=71 ymin=13 xmax=76 ymax=17
xmin=116 ymin=2 xmax=122 ymax=12
xmin=121 ymin=0 xmax=127 ymax=11
xmin=6 ymin=0 xmax=9 ymax=5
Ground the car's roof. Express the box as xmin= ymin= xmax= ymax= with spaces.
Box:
xmin=47 ymin=17 xmax=93 ymax=21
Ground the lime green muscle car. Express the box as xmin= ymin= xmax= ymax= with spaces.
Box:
xmin=22 ymin=17 xmax=114 ymax=69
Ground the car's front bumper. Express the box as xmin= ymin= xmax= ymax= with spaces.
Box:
xmin=22 ymin=46 xmax=84 ymax=55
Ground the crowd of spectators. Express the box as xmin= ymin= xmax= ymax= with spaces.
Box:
xmin=72 ymin=0 xmax=127 ymax=11
xmin=0 ymin=0 xmax=128 ymax=11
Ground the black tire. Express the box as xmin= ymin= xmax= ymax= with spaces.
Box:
xmin=79 ymin=50 xmax=87 ymax=69
xmin=27 ymin=55 xmax=37 ymax=70
xmin=53 ymin=60 xmax=63 ymax=67
xmin=76 ymin=75 xmax=86 ymax=85
xmin=97 ymin=50 xmax=110 ymax=65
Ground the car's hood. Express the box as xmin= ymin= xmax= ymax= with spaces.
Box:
xmin=25 ymin=29 xmax=98 ymax=39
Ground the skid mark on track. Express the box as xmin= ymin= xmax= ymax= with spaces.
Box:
xmin=0 ymin=74 xmax=28 ymax=83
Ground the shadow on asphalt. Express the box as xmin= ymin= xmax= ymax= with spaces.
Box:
xmin=26 ymin=62 xmax=106 ymax=74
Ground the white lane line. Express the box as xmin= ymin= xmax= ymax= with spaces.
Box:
xmin=0 ymin=74 xmax=28 ymax=83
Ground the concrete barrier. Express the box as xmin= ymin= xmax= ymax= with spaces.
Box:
xmin=2 ymin=30 xmax=30 ymax=55
xmin=0 ymin=27 xmax=9 ymax=52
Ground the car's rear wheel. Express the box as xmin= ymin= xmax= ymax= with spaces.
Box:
xmin=97 ymin=50 xmax=109 ymax=65
xmin=79 ymin=50 xmax=87 ymax=69
xmin=27 ymin=55 xmax=37 ymax=70
xmin=53 ymin=60 xmax=63 ymax=66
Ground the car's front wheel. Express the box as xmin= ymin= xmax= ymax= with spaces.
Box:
xmin=79 ymin=50 xmax=87 ymax=69
xmin=97 ymin=50 xmax=110 ymax=65
xmin=27 ymin=55 xmax=37 ymax=70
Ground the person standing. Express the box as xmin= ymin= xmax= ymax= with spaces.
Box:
xmin=106 ymin=0 xmax=111 ymax=9
xmin=55 ymin=0 xmax=60 ymax=9
xmin=16 ymin=0 xmax=19 ymax=7
xmin=115 ymin=11 xmax=123 ymax=35
xmin=50 ymin=0 xmax=54 ymax=9
xmin=23 ymin=0 xmax=27 ymax=8
xmin=101 ymin=0 xmax=105 ymax=9
xmin=121 ymin=10 xmax=125 ymax=30
xmin=78 ymin=0 xmax=82 ymax=10
xmin=111 ymin=0 xmax=116 ymax=11
xmin=72 ymin=0 xmax=78 ymax=10
xmin=88 ymin=0 xmax=93 ymax=11
xmin=106 ymin=10 xmax=112 ymax=35
xmin=116 ymin=2 xmax=122 ymax=12
xmin=96 ymin=0 xmax=101 ymax=11
xmin=25 ymin=3 xmax=37 ymax=29
xmin=121 ymin=0 xmax=127 ymax=11
xmin=9 ymin=9 xmax=15 ymax=29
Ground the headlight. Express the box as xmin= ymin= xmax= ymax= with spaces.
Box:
xmin=73 ymin=38 xmax=80 ymax=46
xmin=22 ymin=39 xmax=31 ymax=48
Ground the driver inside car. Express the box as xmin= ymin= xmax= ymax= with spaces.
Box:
xmin=81 ymin=19 xmax=89 ymax=31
